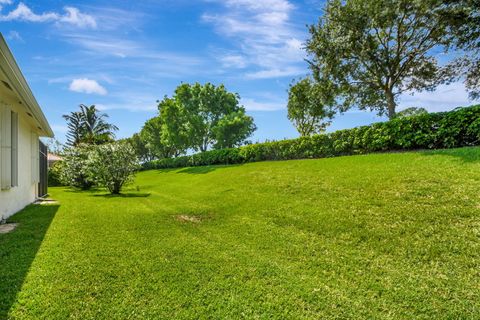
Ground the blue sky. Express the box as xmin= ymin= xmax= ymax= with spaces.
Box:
xmin=0 ymin=0 xmax=477 ymax=144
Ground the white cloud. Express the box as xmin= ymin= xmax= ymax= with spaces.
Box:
xmin=0 ymin=2 xmax=58 ymax=22
xmin=69 ymin=78 xmax=107 ymax=95
xmin=203 ymin=0 xmax=307 ymax=79
xmin=241 ymin=97 xmax=285 ymax=111
xmin=399 ymin=81 xmax=479 ymax=112
xmin=0 ymin=3 xmax=96 ymax=28
xmin=59 ymin=7 xmax=96 ymax=28
xmin=220 ymin=54 xmax=248 ymax=68
xmin=246 ymin=67 xmax=306 ymax=79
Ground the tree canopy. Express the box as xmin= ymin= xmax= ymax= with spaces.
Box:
xmin=129 ymin=83 xmax=256 ymax=160
xmin=173 ymin=83 xmax=256 ymax=152
xmin=306 ymin=0 xmax=453 ymax=119
xmin=287 ymin=77 xmax=336 ymax=136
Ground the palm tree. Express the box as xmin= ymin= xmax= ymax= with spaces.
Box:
xmin=63 ymin=111 xmax=85 ymax=146
xmin=63 ymin=104 xmax=118 ymax=146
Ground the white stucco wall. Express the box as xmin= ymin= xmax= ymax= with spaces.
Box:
xmin=0 ymin=113 xmax=36 ymax=219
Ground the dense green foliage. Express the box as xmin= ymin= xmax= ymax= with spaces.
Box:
xmin=63 ymin=105 xmax=118 ymax=146
xmin=56 ymin=142 xmax=139 ymax=194
xmin=144 ymin=105 xmax=480 ymax=169
xmin=47 ymin=161 xmax=64 ymax=187
xmin=287 ymin=77 xmax=336 ymax=136
xmin=395 ymin=107 xmax=428 ymax=118
xmin=126 ymin=83 xmax=256 ymax=160
xmin=441 ymin=0 xmax=480 ymax=99
xmin=306 ymin=0 xmax=461 ymax=118
xmin=59 ymin=145 xmax=95 ymax=190
xmin=3 ymin=148 xmax=480 ymax=318
xmin=87 ymin=142 xmax=139 ymax=194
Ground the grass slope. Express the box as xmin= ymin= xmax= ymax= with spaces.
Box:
xmin=1 ymin=147 xmax=480 ymax=319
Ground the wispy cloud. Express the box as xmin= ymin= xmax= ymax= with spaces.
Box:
xmin=0 ymin=0 xmax=12 ymax=11
xmin=399 ymin=82 xmax=478 ymax=112
xmin=241 ymin=97 xmax=286 ymax=111
xmin=203 ymin=0 xmax=307 ymax=79
xmin=0 ymin=2 xmax=96 ymax=28
xmin=96 ymin=91 xmax=159 ymax=112
xmin=59 ymin=7 xmax=96 ymax=28
xmin=69 ymin=78 xmax=107 ymax=95
xmin=6 ymin=30 xmax=22 ymax=42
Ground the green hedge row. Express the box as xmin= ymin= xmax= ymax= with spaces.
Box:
xmin=143 ymin=105 xmax=480 ymax=170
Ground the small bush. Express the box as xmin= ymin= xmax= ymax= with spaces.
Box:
xmin=87 ymin=142 xmax=140 ymax=194
xmin=143 ymin=105 xmax=480 ymax=170
xmin=48 ymin=161 xmax=65 ymax=187
xmin=60 ymin=145 xmax=95 ymax=190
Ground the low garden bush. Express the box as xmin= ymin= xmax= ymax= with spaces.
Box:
xmin=56 ymin=142 xmax=139 ymax=194
xmin=48 ymin=161 xmax=65 ymax=187
xmin=143 ymin=105 xmax=480 ymax=170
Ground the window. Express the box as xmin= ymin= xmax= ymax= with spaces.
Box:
xmin=31 ymin=131 xmax=39 ymax=184
xmin=0 ymin=103 xmax=12 ymax=189
xmin=0 ymin=104 xmax=19 ymax=189
xmin=11 ymin=111 xmax=18 ymax=187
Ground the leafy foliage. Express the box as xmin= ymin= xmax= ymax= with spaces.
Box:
xmin=128 ymin=83 xmax=256 ymax=160
xmin=287 ymin=77 xmax=336 ymax=136
xmin=172 ymin=83 xmax=256 ymax=152
xmin=63 ymin=104 xmax=118 ymax=146
xmin=86 ymin=142 xmax=139 ymax=194
xmin=60 ymin=145 xmax=95 ymax=190
xmin=395 ymin=107 xmax=428 ymax=118
xmin=144 ymin=105 xmax=480 ymax=169
xmin=124 ymin=133 xmax=154 ymax=163
xmin=306 ymin=0 xmax=452 ymax=118
xmin=441 ymin=0 xmax=480 ymax=100
xmin=47 ymin=161 xmax=64 ymax=187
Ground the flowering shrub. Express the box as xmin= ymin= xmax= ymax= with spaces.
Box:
xmin=60 ymin=144 xmax=95 ymax=189
xmin=87 ymin=142 xmax=139 ymax=194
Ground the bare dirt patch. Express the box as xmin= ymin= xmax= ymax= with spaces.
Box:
xmin=0 ymin=223 xmax=18 ymax=234
xmin=175 ymin=215 xmax=203 ymax=223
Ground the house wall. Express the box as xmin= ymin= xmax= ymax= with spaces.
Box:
xmin=0 ymin=110 xmax=36 ymax=219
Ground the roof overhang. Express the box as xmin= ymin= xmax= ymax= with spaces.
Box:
xmin=0 ymin=33 xmax=54 ymax=138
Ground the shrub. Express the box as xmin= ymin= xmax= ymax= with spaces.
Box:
xmin=87 ymin=142 xmax=140 ymax=194
xmin=48 ymin=161 xmax=65 ymax=187
xmin=60 ymin=145 xmax=95 ymax=190
xmin=142 ymin=105 xmax=480 ymax=170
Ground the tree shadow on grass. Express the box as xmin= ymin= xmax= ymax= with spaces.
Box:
xmin=419 ymin=146 xmax=480 ymax=163
xmin=176 ymin=164 xmax=242 ymax=175
xmin=91 ymin=193 xmax=151 ymax=198
xmin=0 ymin=204 xmax=59 ymax=319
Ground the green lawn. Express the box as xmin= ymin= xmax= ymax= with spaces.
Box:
xmin=1 ymin=147 xmax=480 ymax=319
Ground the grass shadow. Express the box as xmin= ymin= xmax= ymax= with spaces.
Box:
xmin=0 ymin=204 xmax=59 ymax=319
xmin=92 ymin=192 xmax=151 ymax=198
xmin=419 ymin=146 xmax=480 ymax=163
xmin=176 ymin=164 xmax=243 ymax=175
xmin=177 ymin=166 xmax=217 ymax=174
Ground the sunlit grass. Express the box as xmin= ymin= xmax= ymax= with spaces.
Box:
xmin=2 ymin=147 xmax=480 ymax=319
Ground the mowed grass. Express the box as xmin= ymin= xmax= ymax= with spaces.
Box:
xmin=2 ymin=148 xmax=480 ymax=319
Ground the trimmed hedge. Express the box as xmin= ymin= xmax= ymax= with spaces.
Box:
xmin=143 ymin=105 xmax=480 ymax=170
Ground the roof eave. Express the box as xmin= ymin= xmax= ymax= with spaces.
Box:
xmin=0 ymin=34 xmax=54 ymax=138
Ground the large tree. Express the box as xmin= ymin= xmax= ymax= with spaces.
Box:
xmin=124 ymin=133 xmax=154 ymax=163
xmin=306 ymin=0 xmax=452 ymax=119
xmin=287 ymin=77 xmax=336 ymax=136
xmin=141 ymin=116 xmax=185 ymax=159
xmin=170 ymin=83 xmax=256 ymax=152
xmin=441 ymin=0 xmax=480 ymax=99
xmin=63 ymin=104 xmax=118 ymax=146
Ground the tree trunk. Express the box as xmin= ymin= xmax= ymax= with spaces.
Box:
xmin=385 ymin=89 xmax=396 ymax=119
